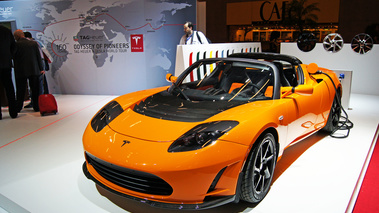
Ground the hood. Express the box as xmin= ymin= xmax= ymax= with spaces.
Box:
xmin=107 ymin=90 xmax=247 ymax=142
xmin=133 ymin=91 xmax=245 ymax=122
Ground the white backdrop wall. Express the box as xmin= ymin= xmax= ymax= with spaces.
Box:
xmin=281 ymin=43 xmax=379 ymax=96
xmin=0 ymin=0 xmax=196 ymax=95
xmin=175 ymin=42 xmax=262 ymax=76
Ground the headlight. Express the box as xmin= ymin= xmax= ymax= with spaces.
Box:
xmin=91 ymin=101 xmax=123 ymax=132
xmin=168 ymin=121 xmax=239 ymax=152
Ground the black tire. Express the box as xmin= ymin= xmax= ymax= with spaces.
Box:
xmin=240 ymin=132 xmax=277 ymax=203
xmin=322 ymin=91 xmax=341 ymax=133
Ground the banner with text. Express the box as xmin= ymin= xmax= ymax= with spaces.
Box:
xmin=0 ymin=0 xmax=196 ymax=95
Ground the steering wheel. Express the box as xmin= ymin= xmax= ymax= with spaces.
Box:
xmin=232 ymin=81 xmax=261 ymax=98
xmin=171 ymin=84 xmax=190 ymax=101
xmin=247 ymin=81 xmax=261 ymax=93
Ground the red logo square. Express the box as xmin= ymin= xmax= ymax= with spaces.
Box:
xmin=131 ymin=34 xmax=144 ymax=52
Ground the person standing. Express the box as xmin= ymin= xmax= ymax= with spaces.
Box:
xmin=13 ymin=29 xmax=44 ymax=112
xmin=23 ymin=31 xmax=51 ymax=109
xmin=0 ymin=25 xmax=18 ymax=119
xmin=179 ymin=21 xmax=209 ymax=45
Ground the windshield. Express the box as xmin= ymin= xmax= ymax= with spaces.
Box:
xmin=170 ymin=59 xmax=274 ymax=102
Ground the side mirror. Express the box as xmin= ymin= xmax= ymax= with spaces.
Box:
xmin=166 ymin=73 xmax=178 ymax=83
xmin=281 ymin=85 xmax=313 ymax=98
xmin=307 ymin=63 xmax=319 ymax=74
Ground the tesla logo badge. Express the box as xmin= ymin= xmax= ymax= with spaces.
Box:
xmin=132 ymin=36 xmax=141 ymax=45
xmin=121 ymin=140 xmax=131 ymax=147
xmin=131 ymin=34 xmax=143 ymax=52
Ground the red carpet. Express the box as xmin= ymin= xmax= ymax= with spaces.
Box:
xmin=352 ymin=125 xmax=379 ymax=213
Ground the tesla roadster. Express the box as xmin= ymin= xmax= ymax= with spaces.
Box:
xmin=82 ymin=53 xmax=342 ymax=209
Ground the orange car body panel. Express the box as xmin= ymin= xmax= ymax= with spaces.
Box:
xmin=82 ymin=60 xmax=341 ymax=206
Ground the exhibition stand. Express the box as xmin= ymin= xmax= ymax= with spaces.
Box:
xmin=1 ymin=0 xmax=378 ymax=211
xmin=1 ymin=41 xmax=379 ymax=213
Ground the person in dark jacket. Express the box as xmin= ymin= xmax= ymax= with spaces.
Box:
xmin=0 ymin=25 xmax=18 ymax=119
xmin=13 ymin=29 xmax=45 ymax=112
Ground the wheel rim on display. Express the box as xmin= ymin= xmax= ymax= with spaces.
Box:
xmin=351 ymin=33 xmax=374 ymax=54
xmin=323 ymin=33 xmax=344 ymax=53
xmin=297 ymin=32 xmax=317 ymax=52
xmin=252 ymin=136 xmax=275 ymax=195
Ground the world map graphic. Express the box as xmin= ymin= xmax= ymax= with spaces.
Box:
xmin=1 ymin=0 xmax=195 ymax=94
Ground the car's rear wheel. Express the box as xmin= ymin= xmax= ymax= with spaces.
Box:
xmin=322 ymin=91 xmax=341 ymax=133
xmin=240 ymin=132 xmax=277 ymax=204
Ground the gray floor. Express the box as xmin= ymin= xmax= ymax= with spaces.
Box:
xmin=0 ymin=94 xmax=378 ymax=213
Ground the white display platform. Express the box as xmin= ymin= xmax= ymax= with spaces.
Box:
xmin=0 ymin=94 xmax=378 ymax=213
xmin=175 ymin=42 xmax=261 ymax=76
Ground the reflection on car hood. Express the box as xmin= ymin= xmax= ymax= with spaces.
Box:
xmin=133 ymin=91 xmax=245 ymax=122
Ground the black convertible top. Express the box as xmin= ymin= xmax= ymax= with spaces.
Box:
xmin=228 ymin=52 xmax=303 ymax=65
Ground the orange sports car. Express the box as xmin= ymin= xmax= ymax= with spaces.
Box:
xmin=82 ymin=53 xmax=342 ymax=209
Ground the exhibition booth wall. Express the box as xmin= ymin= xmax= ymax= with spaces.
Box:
xmin=46 ymin=39 xmax=378 ymax=96
xmin=0 ymin=0 xmax=197 ymax=95
xmin=174 ymin=42 xmax=262 ymax=76
xmin=1 ymin=0 xmax=378 ymax=97
xmin=281 ymin=43 xmax=379 ymax=96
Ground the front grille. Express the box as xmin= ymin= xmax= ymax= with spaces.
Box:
xmin=86 ymin=152 xmax=173 ymax=196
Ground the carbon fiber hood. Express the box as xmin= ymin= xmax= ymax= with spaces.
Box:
xmin=133 ymin=91 xmax=245 ymax=122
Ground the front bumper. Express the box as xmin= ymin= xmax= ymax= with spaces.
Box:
xmin=82 ymin=162 xmax=237 ymax=210
xmin=82 ymin=120 xmax=249 ymax=208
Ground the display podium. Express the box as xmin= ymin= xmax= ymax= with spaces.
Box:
xmin=333 ymin=70 xmax=353 ymax=109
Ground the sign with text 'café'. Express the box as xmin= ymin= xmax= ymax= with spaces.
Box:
xmin=227 ymin=0 xmax=340 ymax=25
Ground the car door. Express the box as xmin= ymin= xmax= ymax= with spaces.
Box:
xmin=281 ymin=69 xmax=325 ymax=144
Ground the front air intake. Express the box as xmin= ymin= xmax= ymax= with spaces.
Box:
xmin=86 ymin=152 xmax=173 ymax=196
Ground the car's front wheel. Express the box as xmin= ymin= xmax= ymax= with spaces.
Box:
xmin=240 ymin=132 xmax=277 ymax=204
